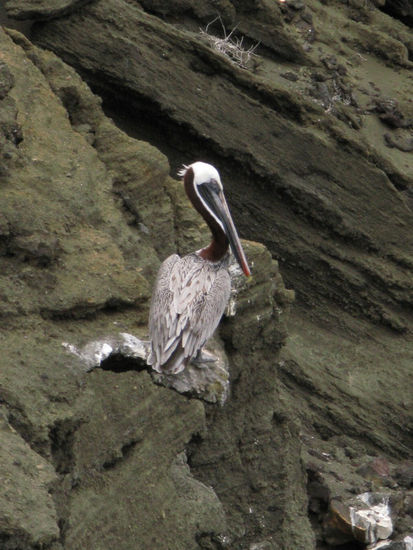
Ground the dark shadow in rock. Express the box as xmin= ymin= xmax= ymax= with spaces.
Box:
xmin=49 ymin=418 xmax=80 ymax=474
xmin=101 ymin=438 xmax=140 ymax=470
xmin=333 ymin=543 xmax=364 ymax=550
xmin=92 ymin=83 xmax=220 ymax=177
xmin=100 ymin=353 xmax=148 ymax=373
xmin=380 ymin=0 xmax=413 ymax=29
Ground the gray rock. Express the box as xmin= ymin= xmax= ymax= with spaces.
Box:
xmin=325 ymin=492 xmax=394 ymax=546
xmin=152 ymin=338 xmax=230 ymax=405
xmin=351 ymin=492 xmax=393 ymax=544
xmin=62 ymin=333 xmax=149 ymax=372
xmin=0 ymin=61 xmax=14 ymax=99
xmin=63 ymin=332 xmax=231 ymax=404
xmin=0 ymin=412 xmax=59 ymax=547
xmin=369 ymin=535 xmax=413 ymax=549
xmin=394 ymin=461 xmax=413 ymax=489
xmin=5 ymin=0 xmax=94 ymax=20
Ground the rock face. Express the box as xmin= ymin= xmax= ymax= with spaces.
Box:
xmin=4 ymin=0 xmax=94 ymax=21
xmin=30 ymin=0 xmax=413 ymax=331
xmin=0 ymin=0 xmax=412 ymax=548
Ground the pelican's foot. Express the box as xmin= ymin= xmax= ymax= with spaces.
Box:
xmin=192 ymin=349 xmax=218 ymax=366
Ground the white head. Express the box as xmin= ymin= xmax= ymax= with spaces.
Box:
xmin=178 ymin=162 xmax=223 ymax=190
xmin=178 ymin=162 xmax=225 ymax=232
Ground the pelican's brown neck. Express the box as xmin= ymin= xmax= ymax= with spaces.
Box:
xmin=184 ymin=167 xmax=229 ymax=263
xmin=199 ymin=233 xmax=229 ymax=262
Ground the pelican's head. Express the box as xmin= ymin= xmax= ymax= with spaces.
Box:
xmin=179 ymin=162 xmax=251 ymax=277
xmin=178 ymin=161 xmax=223 ymax=190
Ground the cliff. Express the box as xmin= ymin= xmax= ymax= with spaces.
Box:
xmin=0 ymin=0 xmax=412 ymax=548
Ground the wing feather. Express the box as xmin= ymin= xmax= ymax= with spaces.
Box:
xmin=182 ymin=268 xmax=230 ymax=359
xmin=148 ymin=254 xmax=180 ymax=368
xmin=148 ymin=253 xmax=231 ymax=373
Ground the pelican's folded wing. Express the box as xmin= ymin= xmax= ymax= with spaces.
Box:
xmin=181 ymin=267 xmax=231 ymax=360
xmin=147 ymin=254 xmax=180 ymax=369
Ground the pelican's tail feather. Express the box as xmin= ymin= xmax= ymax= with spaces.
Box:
xmin=150 ymin=344 xmax=189 ymax=375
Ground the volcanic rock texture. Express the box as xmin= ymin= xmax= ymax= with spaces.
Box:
xmin=0 ymin=0 xmax=412 ymax=549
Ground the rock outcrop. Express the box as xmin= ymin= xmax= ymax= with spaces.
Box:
xmin=0 ymin=0 xmax=412 ymax=548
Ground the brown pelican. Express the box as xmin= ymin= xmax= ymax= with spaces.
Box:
xmin=148 ymin=161 xmax=250 ymax=375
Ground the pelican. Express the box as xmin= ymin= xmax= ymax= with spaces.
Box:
xmin=148 ymin=161 xmax=250 ymax=375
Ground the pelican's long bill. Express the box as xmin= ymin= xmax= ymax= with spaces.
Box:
xmin=198 ymin=182 xmax=251 ymax=277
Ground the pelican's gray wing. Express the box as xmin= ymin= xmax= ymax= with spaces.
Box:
xmin=148 ymin=254 xmax=231 ymax=374
xmin=147 ymin=254 xmax=180 ymax=369
xmin=179 ymin=267 xmax=230 ymax=361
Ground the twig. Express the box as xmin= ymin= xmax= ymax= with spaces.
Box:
xmin=200 ymin=16 xmax=260 ymax=70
